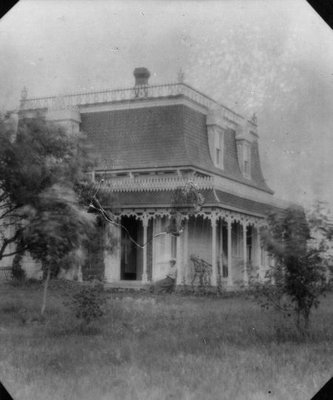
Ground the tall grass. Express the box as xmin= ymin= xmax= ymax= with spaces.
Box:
xmin=0 ymin=282 xmax=332 ymax=400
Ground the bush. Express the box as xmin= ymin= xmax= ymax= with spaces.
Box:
xmin=67 ymin=282 xmax=107 ymax=329
xmin=11 ymin=252 xmax=26 ymax=281
xmin=256 ymin=206 xmax=328 ymax=334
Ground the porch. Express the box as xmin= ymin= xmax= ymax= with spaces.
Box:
xmin=104 ymin=280 xmax=149 ymax=290
xmin=101 ymin=210 xmax=274 ymax=289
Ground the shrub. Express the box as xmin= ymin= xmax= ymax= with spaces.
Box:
xmin=11 ymin=252 xmax=26 ymax=281
xmin=67 ymin=282 xmax=107 ymax=329
xmin=255 ymin=207 xmax=328 ymax=334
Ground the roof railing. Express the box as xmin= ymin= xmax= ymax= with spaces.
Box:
xmin=20 ymin=82 xmax=246 ymax=126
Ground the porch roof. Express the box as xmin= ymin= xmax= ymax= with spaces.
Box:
xmin=103 ymin=188 xmax=279 ymax=218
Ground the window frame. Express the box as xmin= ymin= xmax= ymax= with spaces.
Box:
xmin=215 ymin=129 xmax=224 ymax=169
xmin=243 ymin=142 xmax=251 ymax=179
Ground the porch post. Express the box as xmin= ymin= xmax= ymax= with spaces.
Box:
xmin=256 ymin=226 xmax=263 ymax=282
xmin=243 ymin=220 xmax=249 ymax=286
xmin=270 ymin=256 xmax=276 ymax=285
xmin=176 ymin=233 xmax=182 ymax=285
xmin=210 ymin=213 xmax=218 ymax=286
xmin=104 ymin=222 xmax=121 ymax=283
xmin=219 ymin=219 xmax=223 ymax=284
xmin=183 ymin=219 xmax=189 ymax=285
xmin=227 ymin=217 xmax=233 ymax=287
xmin=141 ymin=215 xmax=149 ymax=283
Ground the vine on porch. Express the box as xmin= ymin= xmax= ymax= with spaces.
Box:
xmin=86 ymin=177 xmax=206 ymax=248
xmin=167 ymin=180 xmax=205 ymax=235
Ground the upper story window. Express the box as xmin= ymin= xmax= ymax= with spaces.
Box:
xmin=237 ymin=141 xmax=251 ymax=179
xmin=243 ymin=143 xmax=251 ymax=179
xmin=215 ymin=130 xmax=224 ymax=169
xmin=207 ymin=121 xmax=225 ymax=170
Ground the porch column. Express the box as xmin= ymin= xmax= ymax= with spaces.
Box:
xmin=219 ymin=219 xmax=223 ymax=284
xmin=210 ymin=213 xmax=218 ymax=286
xmin=270 ymin=255 xmax=276 ymax=285
xmin=256 ymin=227 xmax=263 ymax=282
xmin=243 ymin=220 xmax=249 ymax=286
xmin=184 ymin=220 xmax=189 ymax=285
xmin=176 ymin=233 xmax=183 ymax=285
xmin=141 ymin=215 xmax=149 ymax=283
xmin=227 ymin=217 xmax=233 ymax=287
xmin=104 ymin=223 xmax=121 ymax=283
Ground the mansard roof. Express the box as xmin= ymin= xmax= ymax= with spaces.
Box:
xmin=81 ymin=104 xmax=272 ymax=193
xmin=19 ymin=72 xmax=273 ymax=196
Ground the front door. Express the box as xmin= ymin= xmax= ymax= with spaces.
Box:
xmin=120 ymin=216 xmax=142 ymax=280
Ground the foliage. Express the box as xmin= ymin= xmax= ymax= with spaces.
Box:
xmin=0 ymin=115 xmax=97 ymax=314
xmin=0 ymin=116 xmax=94 ymax=262
xmin=170 ymin=181 xmax=205 ymax=213
xmin=11 ymin=251 xmax=25 ymax=281
xmin=190 ymin=254 xmax=212 ymax=289
xmin=23 ymin=184 xmax=94 ymax=274
xmin=167 ymin=180 xmax=205 ymax=234
xmin=67 ymin=282 xmax=107 ymax=328
xmin=307 ymin=201 xmax=333 ymax=242
xmin=307 ymin=201 xmax=333 ymax=280
xmin=83 ymin=219 xmax=109 ymax=281
xmin=257 ymin=206 xmax=327 ymax=333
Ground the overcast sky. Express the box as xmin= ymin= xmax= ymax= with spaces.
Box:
xmin=1 ymin=0 xmax=333 ymax=211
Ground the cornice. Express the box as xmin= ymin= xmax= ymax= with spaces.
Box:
xmin=79 ymin=96 xmax=208 ymax=116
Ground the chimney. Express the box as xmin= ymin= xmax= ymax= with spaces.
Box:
xmin=133 ymin=67 xmax=150 ymax=86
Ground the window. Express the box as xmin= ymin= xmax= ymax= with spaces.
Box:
xmin=243 ymin=143 xmax=251 ymax=178
xmin=237 ymin=141 xmax=251 ymax=178
xmin=247 ymin=226 xmax=252 ymax=264
xmin=232 ymin=223 xmax=242 ymax=257
xmin=261 ymin=245 xmax=266 ymax=266
xmin=215 ymin=130 xmax=224 ymax=169
xmin=171 ymin=235 xmax=177 ymax=259
xmin=216 ymin=148 xmax=221 ymax=165
xmin=244 ymin=160 xmax=249 ymax=175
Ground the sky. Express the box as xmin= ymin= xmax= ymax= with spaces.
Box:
xmin=0 ymin=0 xmax=333 ymax=212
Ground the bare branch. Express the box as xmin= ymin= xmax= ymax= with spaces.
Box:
xmin=1 ymin=247 xmax=28 ymax=258
xmin=0 ymin=206 xmax=23 ymax=220
xmin=0 ymin=230 xmax=21 ymax=260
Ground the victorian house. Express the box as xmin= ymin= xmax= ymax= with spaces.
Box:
xmin=18 ymin=68 xmax=288 ymax=289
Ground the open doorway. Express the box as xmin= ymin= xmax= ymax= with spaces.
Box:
xmin=120 ymin=216 xmax=143 ymax=280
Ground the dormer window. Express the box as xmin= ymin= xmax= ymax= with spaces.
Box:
xmin=215 ymin=130 xmax=224 ymax=169
xmin=242 ymin=142 xmax=251 ymax=179
xmin=237 ymin=141 xmax=251 ymax=179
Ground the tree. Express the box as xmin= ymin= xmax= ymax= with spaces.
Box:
xmin=24 ymin=184 xmax=94 ymax=315
xmin=259 ymin=206 xmax=327 ymax=333
xmin=307 ymin=201 xmax=333 ymax=283
xmin=0 ymin=115 xmax=95 ymax=314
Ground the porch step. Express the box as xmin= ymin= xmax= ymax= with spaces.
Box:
xmin=104 ymin=281 xmax=149 ymax=290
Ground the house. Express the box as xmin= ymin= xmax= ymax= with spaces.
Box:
xmin=18 ymin=67 xmax=289 ymax=289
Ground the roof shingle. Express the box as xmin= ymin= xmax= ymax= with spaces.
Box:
xmin=82 ymin=104 xmax=273 ymax=193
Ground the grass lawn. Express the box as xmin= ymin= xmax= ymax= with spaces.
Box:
xmin=0 ymin=281 xmax=332 ymax=400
